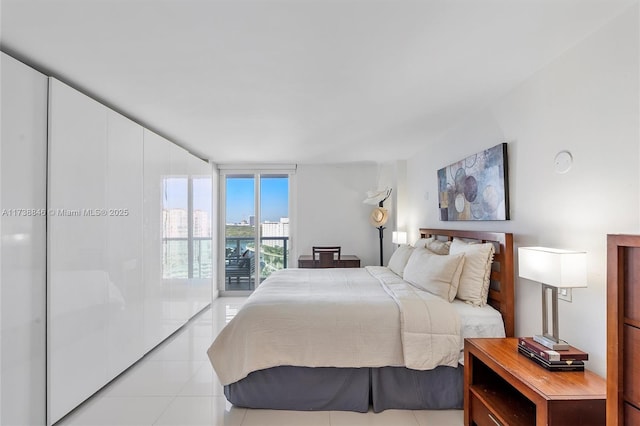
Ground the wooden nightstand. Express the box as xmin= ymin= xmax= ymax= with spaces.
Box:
xmin=464 ymin=338 xmax=605 ymax=426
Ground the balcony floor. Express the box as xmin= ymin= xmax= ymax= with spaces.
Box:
xmin=224 ymin=276 xmax=254 ymax=291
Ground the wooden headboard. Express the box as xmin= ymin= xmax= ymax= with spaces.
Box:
xmin=419 ymin=228 xmax=515 ymax=337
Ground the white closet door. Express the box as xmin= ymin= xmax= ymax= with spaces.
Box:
xmin=188 ymin=155 xmax=213 ymax=316
xmin=142 ymin=129 xmax=177 ymax=352
xmin=48 ymin=79 xmax=148 ymax=423
xmin=166 ymin=141 xmax=190 ymax=326
xmin=106 ymin=109 xmax=144 ymax=378
xmin=0 ymin=52 xmax=48 ymax=426
xmin=143 ymin=130 xmax=213 ymax=350
xmin=48 ymin=78 xmax=110 ymax=424
xmin=211 ymin=165 xmax=219 ymax=300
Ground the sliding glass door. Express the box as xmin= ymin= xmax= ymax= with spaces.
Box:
xmin=224 ymin=175 xmax=256 ymax=291
xmin=259 ymin=175 xmax=290 ymax=280
xmin=222 ymin=171 xmax=292 ymax=293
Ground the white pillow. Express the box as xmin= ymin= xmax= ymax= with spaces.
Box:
xmin=449 ymin=238 xmax=495 ymax=306
xmin=402 ymin=248 xmax=465 ymax=302
xmin=413 ymin=237 xmax=451 ymax=255
xmin=387 ymin=244 xmax=415 ymax=276
xmin=413 ymin=238 xmax=430 ymax=249
xmin=425 ymin=237 xmax=451 ymax=255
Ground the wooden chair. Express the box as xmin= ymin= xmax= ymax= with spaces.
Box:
xmin=225 ymin=250 xmax=254 ymax=286
xmin=312 ymin=246 xmax=341 ymax=268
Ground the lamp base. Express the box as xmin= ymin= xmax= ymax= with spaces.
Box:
xmin=533 ymin=334 xmax=570 ymax=351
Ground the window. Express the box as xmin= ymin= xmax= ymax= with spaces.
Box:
xmin=221 ymin=168 xmax=294 ymax=292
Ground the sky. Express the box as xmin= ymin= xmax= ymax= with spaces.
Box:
xmin=226 ymin=175 xmax=289 ymax=223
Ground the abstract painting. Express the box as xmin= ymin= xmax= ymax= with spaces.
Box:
xmin=438 ymin=143 xmax=509 ymax=221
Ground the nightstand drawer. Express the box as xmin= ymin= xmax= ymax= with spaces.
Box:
xmin=470 ymin=393 xmax=504 ymax=426
xmin=625 ymin=402 xmax=640 ymax=426
xmin=623 ymin=247 xmax=640 ymax=323
xmin=624 ymin=324 xmax=640 ymax=406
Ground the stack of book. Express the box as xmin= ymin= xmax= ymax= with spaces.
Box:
xmin=518 ymin=337 xmax=588 ymax=371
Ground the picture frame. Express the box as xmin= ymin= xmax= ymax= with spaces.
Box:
xmin=437 ymin=143 xmax=509 ymax=221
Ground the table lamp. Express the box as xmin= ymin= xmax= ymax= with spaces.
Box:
xmin=392 ymin=231 xmax=407 ymax=245
xmin=518 ymin=246 xmax=587 ymax=350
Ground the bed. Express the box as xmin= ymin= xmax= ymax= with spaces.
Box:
xmin=207 ymin=228 xmax=514 ymax=412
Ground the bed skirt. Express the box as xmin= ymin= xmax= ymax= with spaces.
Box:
xmin=223 ymin=364 xmax=463 ymax=413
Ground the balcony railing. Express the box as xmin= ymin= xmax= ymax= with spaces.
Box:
xmin=225 ymin=236 xmax=289 ymax=267
xmin=225 ymin=236 xmax=289 ymax=290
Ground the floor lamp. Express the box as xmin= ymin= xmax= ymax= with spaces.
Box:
xmin=364 ymin=188 xmax=392 ymax=266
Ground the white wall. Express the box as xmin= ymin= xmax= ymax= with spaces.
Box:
xmin=403 ymin=6 xmax=639 ymax=377
xmin=296 ymin=163 xmax=398 ymax=267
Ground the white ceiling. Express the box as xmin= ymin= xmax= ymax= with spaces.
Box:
xmin=1 ymin=0 xmax=634 ymax=164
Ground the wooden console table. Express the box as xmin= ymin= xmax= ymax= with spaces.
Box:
xmin=297 ymin=255 xmax=360 ymax=268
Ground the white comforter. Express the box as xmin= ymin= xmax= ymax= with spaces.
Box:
xmin=207 ymin=266 xmax=461 ymax=385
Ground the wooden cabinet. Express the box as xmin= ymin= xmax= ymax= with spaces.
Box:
xmin=465 ymin=338 xmax=605 ymax=426
xmin=607 ymin=234 xmax=640 ymax=425
xmin=297 ymin=255 xmax=360 ymax=268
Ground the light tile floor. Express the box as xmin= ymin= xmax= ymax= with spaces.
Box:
xmin=58 ymin=297 xmax=463 ymax=426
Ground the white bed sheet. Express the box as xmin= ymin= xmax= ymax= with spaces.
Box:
xmin=208 ymin=267 xmax=505 ymax=384
xmin=452 ymin=299 xmax=506 ymax=363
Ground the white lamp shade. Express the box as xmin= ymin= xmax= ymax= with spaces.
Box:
xmin=518 ymin=247 xmax=587 ymax=288
xmin=392 ymin=231 xmax=407 ymax=245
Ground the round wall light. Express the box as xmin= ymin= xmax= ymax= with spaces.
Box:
xmin=554 ymin=151 xmax=573 ymax=174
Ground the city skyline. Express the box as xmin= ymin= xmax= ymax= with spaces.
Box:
xmin=226 ymin=216 xmax=289 ymax=226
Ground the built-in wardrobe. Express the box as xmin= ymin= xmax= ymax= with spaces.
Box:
xmin=1 ymin=51 xmax=48 ymax=426
xmin=0 ymin=52 xmax=215 ymax=425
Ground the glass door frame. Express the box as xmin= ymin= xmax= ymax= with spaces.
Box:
xmin=218 ymin=166 xmax=296 ymax=295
